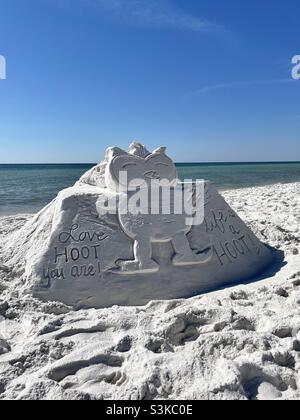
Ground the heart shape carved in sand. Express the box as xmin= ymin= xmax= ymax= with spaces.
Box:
xmin=106 ymin=151 xmax=177 ymax=191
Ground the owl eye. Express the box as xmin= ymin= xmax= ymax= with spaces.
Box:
xmin=121 ymin=162 xmax=138 ymax=169
xmin=154 ymin=162 xmax=169 ymax=167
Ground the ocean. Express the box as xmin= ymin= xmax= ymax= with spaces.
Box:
xmin=0 ymin=162 xmax=300 ymax=215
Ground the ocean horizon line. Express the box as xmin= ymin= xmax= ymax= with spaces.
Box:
xmin=1 ymin=160 xmax=300 ymax=166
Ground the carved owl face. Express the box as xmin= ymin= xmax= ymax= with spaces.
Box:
xmin=105 ymin=147 xmax=177 ymax=192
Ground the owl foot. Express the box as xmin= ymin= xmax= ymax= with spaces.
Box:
xmin=173 ymin=247 xmax=213 ymax=266
xmin=114 ymin=259 xmax=159 ymax=274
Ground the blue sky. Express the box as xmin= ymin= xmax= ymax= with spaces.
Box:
xmin=0 ymin=0 xmax=299 ymax=163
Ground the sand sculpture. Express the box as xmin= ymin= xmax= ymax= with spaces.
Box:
xmin=6 ymin=143 xmax=277 ymax=308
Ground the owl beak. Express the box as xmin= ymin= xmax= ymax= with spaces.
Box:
xmin=144 ymin=170 xmax=161 ymax=180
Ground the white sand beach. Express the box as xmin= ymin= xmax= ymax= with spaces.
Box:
xmin=0 ymin=182 xmax=299 ymax=400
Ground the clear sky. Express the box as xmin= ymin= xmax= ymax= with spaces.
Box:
xmin=0 ymin=0 xmax=299 ymax=163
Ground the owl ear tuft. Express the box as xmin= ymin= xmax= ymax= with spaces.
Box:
xmin=153 ymin=146 xmax=167 ymax=154
xmin=129 ymin=142 xmax=151 ymax=158
xmin=105 ymin=147 xmax=127 ymax=161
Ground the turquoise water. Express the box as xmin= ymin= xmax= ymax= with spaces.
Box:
xmin=0 ymin=162 xmax=300 ymax=215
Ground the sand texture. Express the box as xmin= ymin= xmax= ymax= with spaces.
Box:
xmin=0 ymin=183 xmax=299 ymax=400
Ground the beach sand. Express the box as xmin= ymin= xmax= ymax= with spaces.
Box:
xmin=0 ymin=182 xmax=299 ymax=400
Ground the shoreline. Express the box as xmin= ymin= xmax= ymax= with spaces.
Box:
xmin=1 ymin=181 xmax=300 ymax=218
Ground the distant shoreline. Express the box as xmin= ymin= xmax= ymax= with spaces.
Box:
xmin=0 ymin=161 xmax=300 ymax=166
xmin=1 ymin=162 xmax=300 ymax=215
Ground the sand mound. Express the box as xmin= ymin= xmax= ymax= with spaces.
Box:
xmin=1 ymin=144 xmax=278 ymax=309
xmin=0 ymin=183 xmax=299 ymax=400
